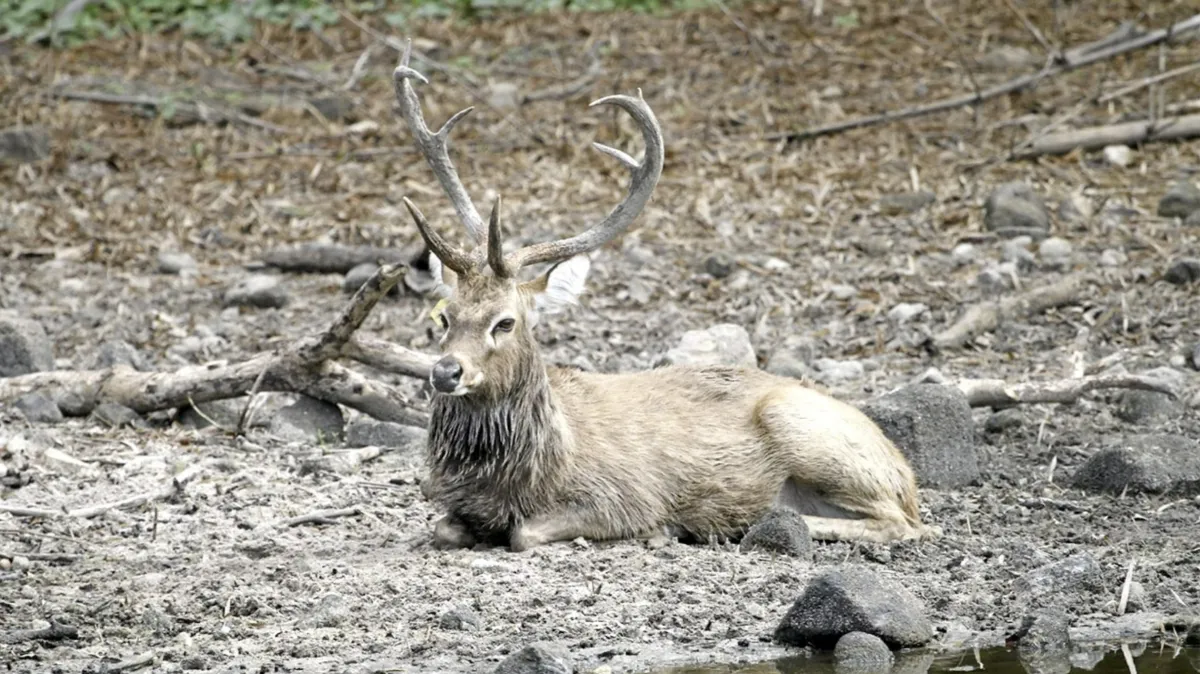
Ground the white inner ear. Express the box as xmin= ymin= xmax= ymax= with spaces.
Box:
xmin=533 ymin=255 xmax=591 ymax=317
xmin=427 ymin=253 xmax=456 ymax=299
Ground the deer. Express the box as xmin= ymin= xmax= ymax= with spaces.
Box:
xmin=390 ymin=43 xmax=939 ymax=553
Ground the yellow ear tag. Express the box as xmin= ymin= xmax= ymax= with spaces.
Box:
xmin=429 ymin=298 xmax=450 ymax=325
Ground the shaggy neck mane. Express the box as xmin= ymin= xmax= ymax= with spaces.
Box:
xmin=426 ymin=348 xmax=567 ymax=531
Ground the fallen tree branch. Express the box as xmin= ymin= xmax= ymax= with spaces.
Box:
xmin=770 ymin=13 xmax=1200 ymax=142
xmin=934 ymin=275 xmax=1082 ymax=349
xmin=1013 ymin=113 xmax=1200 ymax=157
xmin=0 ymin=265 xmax=435 ymax=427
xmin=278 ymin=506 xmax=363 ymax=528
xmin=261 ymin=243 xmax=416 ymax=274
xmin=0 ymin=620 xmax=78 ymax=645
xmin=957 ymin=373 xmax=1178 ymax=408
xmin=46 ymin=89 xmax=291 ymax=134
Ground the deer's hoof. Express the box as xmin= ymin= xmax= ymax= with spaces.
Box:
xmin=432 ymin=516 xmax=476 ymax=549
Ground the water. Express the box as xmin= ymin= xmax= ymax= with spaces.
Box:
xmin=648 ymin=641 xmax=1200 ymax=674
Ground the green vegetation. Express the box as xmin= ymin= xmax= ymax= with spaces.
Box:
xmin=0 ymin=0 xmax=710 ymax=47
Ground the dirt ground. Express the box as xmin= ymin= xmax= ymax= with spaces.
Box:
xmin=2 ymin=1 xmax=1200 ymax=672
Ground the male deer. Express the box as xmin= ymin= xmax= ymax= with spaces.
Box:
xmin=392 ymin=44 xmax=938 ymax=552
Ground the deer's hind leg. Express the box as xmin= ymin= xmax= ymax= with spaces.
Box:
xmin=755 ymin=386 xmax=936 ymax=544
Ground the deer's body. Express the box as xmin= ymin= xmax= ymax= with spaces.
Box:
xmin=390 ymin=44 xmax=938 ymax=552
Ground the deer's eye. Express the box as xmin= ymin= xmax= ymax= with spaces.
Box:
xmin=492 ymin=318 xmax=516 ymax=334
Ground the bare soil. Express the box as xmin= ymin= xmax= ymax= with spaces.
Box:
xmin=2 ymin=2 xmax=1200 ymax=673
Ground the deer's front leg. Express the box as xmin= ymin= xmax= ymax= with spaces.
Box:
xmin=510 ymin=511 xmax=603 ymax=552
xmin=432 ymin=514 xmax=476 ymax=549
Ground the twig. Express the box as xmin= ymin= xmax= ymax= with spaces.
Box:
xmin=956 ymin=373 xmax=1177 ymax=408
xmin=1117 ymin=558 xmax=1136 ymax=615
xmin=0 ymin=504 xmax=61 ymax=518
xmin=107 ymin=651 xmax=156 ymax=673
xmin=770 ymin=13 xmax=1200 ymax=142
xmin=1014 ymin=113 xmax=1200 ymax=157
xmin=1000 ymin=0 xmax=1062 ymax=62
xmin=278 ymin=506 xmax=363 ymax=528
xmin=0 ymin=620 xmax=78 ymax=645
xmin=46 ymin=89 xmax=291 ymax=135
xmin=933 ymin=275 xmax=1081 ymax=349
xmin=1098 ymin=61 xmax=1200 ymax=104
xmin=0 ymin=551 xmax=83 ymax=563
xmin=335 ymin=9 xmax=482 ymax=89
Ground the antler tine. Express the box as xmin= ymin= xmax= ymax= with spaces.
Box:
xmin=503 ymin=88 xmax=665 ymax=271
xmin=402 ymin=197 xmax=475 ymax=274
xmin=486 ymin=196 xmax=513 ymax=279
xmin=393 ymin=38 xmax=487 ymax=257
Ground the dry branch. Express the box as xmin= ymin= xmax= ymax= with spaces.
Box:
xmin=956 ymin=373 xmax=1178 ymax=408
xmin=0 ymin=265 xmax=436 ymax=427
xmin=934 ymin=275 xmax=1082 ymax=349
xmin=0 ymin=620 xmax=78 ymax=645
xmin=770 ymin=13 xmax=1200 ymax=142
xmin=0 ymin=460 xmax=207 ymax=520
xmin=1014 ymin=113 xmax=1200 ymax=157
xmin=46 ymin=88 xmax=290 ymax=134
xmin=278 ymin=506 xmax=363 ymax=528
xmin=261 ymin=243 xmax=416 ymax=274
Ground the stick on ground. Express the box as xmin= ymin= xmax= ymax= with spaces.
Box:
xmin=1014 ymin=113 xmax=1200 ymax=157
xmin=956 ymin=373 xmax=1178 ymax=408
xmin=934 ymin=275 xmax=1082 ymax=350
xmin=278 ymin=506 xmax=363 ymax=528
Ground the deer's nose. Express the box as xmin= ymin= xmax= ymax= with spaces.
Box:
xmin=430 ymin=356 xmax=464 ymax=393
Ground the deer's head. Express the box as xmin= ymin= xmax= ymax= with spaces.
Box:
xmin=392 ymin=40 xmax=664 ymax=400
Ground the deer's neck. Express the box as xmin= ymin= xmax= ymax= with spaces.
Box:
xmin=426 ymin=355 xmax=568 ymax=531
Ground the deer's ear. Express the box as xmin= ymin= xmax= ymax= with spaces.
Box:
xmin=524 ymin=255 xmax=590 ymax=317
xmin=427 ymin=253 xmax=458 ymax=299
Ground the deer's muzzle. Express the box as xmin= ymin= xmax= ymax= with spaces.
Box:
xmin=430 ymin=356 xmax=465 ymax=394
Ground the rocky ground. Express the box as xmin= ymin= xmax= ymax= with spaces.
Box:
xmin=2 ymin=1 xmax=1200 ymax=673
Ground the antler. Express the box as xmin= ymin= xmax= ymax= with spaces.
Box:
xmin=393 ymin=39 xmax=484 ymax=272
xmin=498 ymin=91 xmax=664 ymax=276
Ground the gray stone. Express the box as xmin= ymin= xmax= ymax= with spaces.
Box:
xmin=1071 ymin=434 xmax=1200 ymax=496
xmin=1115 ymin=389 xmax=1183 ymax=424
xmin=951 ymin=243 xmax=977 ymax=266
xmin=1013 ymin=611 xmax=1073 ymax=674
xmin=664 ymin=324 xmax=755 ymax=368
xmin=740 ymin=508 xmax=813 ymax=559
xmin=774 ymin=566 xmax=933 ymax=649
xmin=493 ymin=643 xmax=573 ymax=674
xmin=834 ymin=631 xmax=894 ymax=671
xmin=14 ymin=393 xmax=63 ymax=424
xmin=223 ymin=275 xmax=289 ymax=309
xmin=984 ymin=408 xmax=1025 ymax=434
xmin=345 ymin=419 xmax=426 ymax=451
xmin=1125 ymin=581 xmax=1146 ymax=612
xmin=704 ymin=252 xmax=735 ymax=279
xmin=984 ymin=182 xmax=1050 ymax=238
xmin=887 ymin=302 xmax=927 ymax=324
xmin=1102 ymin=145 xmax=1132 ymax=167
xmin=0 ymin=126 xmax=51 ymax=164
xmin=766 ymin=352 xmax=812 ymax=381
xmin=90 ymin=403 xmax=144 ymax=429
xmin=439 ymin=604 xmax=482 ymax=631
xmin=1184 ymin=210 xmax=1200 ymax=228
xmin=299 ymin=593 xmax=350 ymax=628
xmin=877 ymin=191 xmax=935 ymax=216
xmin=85 ymin=340 xmax=148 ymax=371
xmin=157 ymin=252 xmax=196 ymax=275
xmin=1163 ymin=258 xmax=1200 ymax=285
xmin=976 ymin=266 xmax=1014 ymax=294
xmin=1157 ymin=181 xmax=1200 ymax=219
xmin=0 ymin=316 xmax=55 ymax=377
xmin=1037 ymin=237 xmax=1073 ymax=269
xmin=1015 ymin=553 xmax=1103 ymax=599
xmin=812 ymin=358 xmax=865 ymax=384
xmin=829 ymin=284 xmax=858 ymax=300
xmin=269 ymin=396 xmax=345 ymax=444
xmin=175 ymin=399 xmax=244 ymax=430
xmin=857 ymin=384 xmax=979 ymax=489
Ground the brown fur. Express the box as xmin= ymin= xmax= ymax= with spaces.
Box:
xmin=422 ymin=274 xmax=939 ymax=552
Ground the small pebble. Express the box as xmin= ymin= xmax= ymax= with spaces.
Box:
xmin=829 ymin=284 xmax=857 ymax=300
xmin=704 ymin=252 xmax=735 ymax=279
xmin=157 ymin=252 xmax=197 ymax=275
xmin=888 ymin=302 xmax=927 ymax=324
xmin=1102 ymin=144 xmax=1131 ymax=167
xmin=1038 ymin=237 xmax=1072 ymax=262
xmin=1099 ymin=249 xmax=1126 ymax=267
xmin=951 ymin=243 xmax=977 ymax=266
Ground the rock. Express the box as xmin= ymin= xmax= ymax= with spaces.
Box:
xmin=664 ymin=324 xmax=756 ymax=368
xmin=1115 ymin=389 xmax=1183 ymax=424
xmin=1125 ymin=581 xmax=1146 ymax=612
xmin=1056 ymin=193 xmax=1093 ymax=223
xmin=834 ymin=631 xmax=894 ymax=672
xmin=223 ymin=275 xmax=289 ymax=309
xmin=1157 ymin=181 xmax=1200 ymax=219
xmin=1163 ymin=258 xmax=1200 ymax=285
xmin=308 ymin=96 xmax=356 ymax=122
xmin=1099 ymin=249 xmax=1126 ymax=267
xmin=345 ymin=419 xmax=426 ymax=450
xmin=1071 ymin=434 xmax=1200 ymax=496
xmin=829 ymin=284 xmax=858 ymax=300
xmin=157 ymin=252 xmax=197 ymax=275
xmin=1001 ymin=237 xmax=1036 ymax=272
xmin=85 ymin=340 xmax=148 ymax=371
xmin=0 ymin=316 xmax=55 ymax=377
xmin=0 ymin=126 xmax=51 ymax=164
xmin=857 ymin=384 xmax=979 ymax=489
xmin=984 ymin=408 xmax=1024 ymax=434
xmin=704 ymin=252 xmax=735 ymax=279
xmin=269 ymin=396 xmax=345 ymax=444
xmin=1037 ymin=237 xmax=1072 ymax=269
xmin=976 ymin=265 xmax=1014 ymax=294
xmin=1012 ymin=610 xmax=1073 ymax=674
xmin=90 ymin=403 xmax=144 ymax=429
xmin=774 ymin=566 xmax=933 ymax=649
xmin=951 ymin=243 xmax=977 ymax=266
xmin=887 ymin=302 xmax=927 ymax=324
xmin=766 ymin=352 xmax=812 ymax=381
xmin=1015 ymin=553 xmax=1103 ymax=599
xmin=175 ymin=399 xmax=244 ymax=430
xmin=984 ymin=182 xmax=1050 ymax=238
xmin=740 ymin=508 xmax=813 ymax=558
xmin=14 ymin=393 xmax=63 ymax=424
xmin=299 ymin=593 xmax=350 ymax=628
xmin=877 ymin=191 xmax=935 ymax=216
xmin=494 ymin=643 xmax=573 ymax=674
xmin=439 ymin=604 xmax=482 ymax=631
xmin=812 ymin=358 xmax=865 ymax=384
xmin=1185 ymin=211 xmax=1200 ymax=228
xmin=1102 ymin=145 xmax=1131 ymax=167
